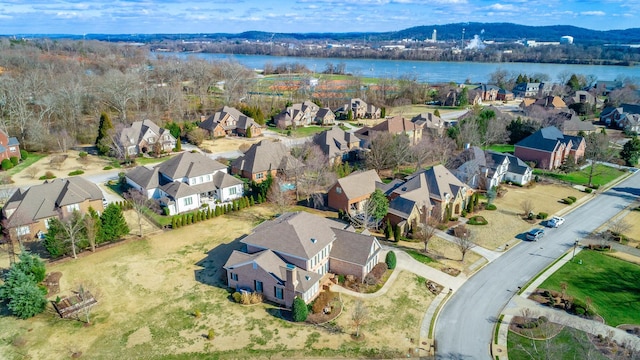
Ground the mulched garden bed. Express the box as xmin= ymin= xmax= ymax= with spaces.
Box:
xmin=509 ymin=316 xmax=564 ymax=339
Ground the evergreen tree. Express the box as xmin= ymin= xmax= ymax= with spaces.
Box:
xmin=434 ymin=109 xmax=441 ymax=117
xmin=172 ymin=217 xmax=177 ymax=229
xmin=0 ymin=252 xmax=48 ymax=319
xmin=96 ymin=112 xmax=114 ymax=155
xmin=246 ymin=126 xmax=252 ymax=139
xmin=385 ymin=218 xmax=392 ymax=240
xmin=621 ymin=136 xmax=640 ymax=166
xmin=43 ymin=218 xmax=71 ymax=258
xmin=7 ymin=282 xmax=47 ymax=319
xmin=292 ymin=297 xmax=308 ymax=322
xmin=100 ymin=203 xmax=130 ymax=241
xmin=250 ymin=196 xmax=255 ymax=206
xmin=393 ymin=225 xmax=401 ymax=242
xmin=385 ymin=251 xmax=397 ymax=269
xmin=14 ymin=251 xmax=46 ymax=283
xmin=175 ymin=138 xmax=182 ymax=152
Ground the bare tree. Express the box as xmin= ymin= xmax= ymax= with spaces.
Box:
xmin=294 ymin=143 xmax=336 ymax=208
xmin=520 ymin=199 xmax=534 ymax=217
xmin=584 ymin=132 xmax=614 ymax=187
xmin=266 ymin=177 xmax=294 ymax=214
xmin=453 ymin=225 xmax=476 ymax=261
xmin=125 ymin=189 xmax=156 ymax=237
xmin=59 ymin=211 xmax=86 ymax=259
xmin=347 ymin=189 xmax=388 ymax=231
xmin=428 ymin=135 xmax=456 ymax=165
xmin=366 ymin=132 xmax=394 ymax=172
xmin=390 ymin=134 xmax=412 ymax=175
xmin=411 ymin=137 xmax=432 ymax=170
xmin=84 ymin=209 xmax=100 ymax=252
xmin=75 ymin=282 xmax=99 ymax=325
xmin=416 ymin=215 xmax=439 ymax=253
xmin=458 ymin=118 xmax=482 ymax=147
xmin=99 ymin=69 xmax=142 ymax=121
xmin=351 ymin=300 xmax=368 ymax=339
xmin=483 ymin=116 xmax=510 ymax=147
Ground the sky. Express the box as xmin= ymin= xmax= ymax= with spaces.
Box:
xmin=0 ymin=0 xmax=637 ymax=35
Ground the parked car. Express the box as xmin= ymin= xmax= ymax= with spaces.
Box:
xmin=547 ymin=216 xmax=565 ymax=228
xmin=526 ymin=228 xmax=545 ymax=241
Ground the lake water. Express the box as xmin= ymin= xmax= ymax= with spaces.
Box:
xmin=161 ymin=52 xmax=640 ymax=84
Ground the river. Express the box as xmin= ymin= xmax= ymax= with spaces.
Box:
xmin=158 ymin=52 xmax=640 ymax=84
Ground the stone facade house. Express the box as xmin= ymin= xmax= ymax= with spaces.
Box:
xmin=497 ymin=89 xmax=514 ymax=101
xmin=0 ymin=129 xmax=20 ymax=162
xmin=274 ymin=101 xmax=320 ymax=128
xmin=231 ymin=140 xmax=303 ymax=183
xmin=199 ymin=106 xmax=263 ymax=138
xmin=327 ymin=170 xmax=383 ymax=214
xmin=126 ymin=152 xmax=243 ymax=215
xmin=514 ymin=126 xmax=585 ymax=170
xmin=411 ymin=113 xmax=445 ymax=137
xmin=335 ymin=98 xmax=380 ymax=119
xmin=513 ymin=82 xmax=553 ymax=98
xmin=2 ymin=178 xmax=104 ymax=241
xmin=314 ymin=108 xmax=336 ymax=126
xmin=385 ymin=165 xmax=472 ymax=233
xmin=355 ymin=116 xmax=423 ymax=146
xmin=562 ymin=117 xmax=596 ymax=136
xmin=224 ymin=211 xmax=382 ymax=308
xmin=119 ymin=119 xmax=176 ymax=157
xmin=312 ymin=126 xmax=361 ymax=164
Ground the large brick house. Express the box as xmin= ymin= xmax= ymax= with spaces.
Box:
xmin=327 ymin=170 xmax=383 ymax=214
xmin=224 ymin=211 xmax=382 ymax=308
xmin=230 ymin=140 xmax=303 ymax=183
xmin=514 ymin=126 xmax=585 ymax=170
xmin=199 ymin=106 xmax=263 ymax=138
xmin=0 ymin=129 xmax=20 ymax=162
xmin=447 ymin=146 xmax=533 ymax=189
xmin=355 ymin=116 xmax=423 ymax=146
xmin=119 ymin=119 xmax=176 ymax=157
xmin=2 ymin=178 xmax=104 ymax=241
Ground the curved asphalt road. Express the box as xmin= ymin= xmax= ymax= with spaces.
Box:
xmin=435 ymin=172 xmax=640 ymax=359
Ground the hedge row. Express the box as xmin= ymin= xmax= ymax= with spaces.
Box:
xmin=171 ymin=196 xmax=257 ymax=229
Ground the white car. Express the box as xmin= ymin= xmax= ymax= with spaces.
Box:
xmin=547 ymin=216 xmax=565 ymax=228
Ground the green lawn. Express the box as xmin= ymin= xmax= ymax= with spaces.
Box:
xmin=533 ymin=164 xmax=626 ymax=187
xmin=484 ymin=144 xmax=514 ymax=153
xmin=508 ymin=327 xmax=608 ymax=360
xmin=6 ymin=153 xmax=47 ymax=176
xmin=539 ymin=251 xmax=640 ymax=326
xmin=406 ymin=249 xmax=435 ymax=264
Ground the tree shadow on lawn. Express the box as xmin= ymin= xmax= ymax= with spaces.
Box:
xmin=194 ymin=234 xmax=247 ymax=288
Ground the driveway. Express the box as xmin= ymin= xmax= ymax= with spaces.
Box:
xmin=435 ymin=172 xmax=640 ymax=359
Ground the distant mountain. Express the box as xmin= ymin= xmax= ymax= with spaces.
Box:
xmin=15 ymin=22 xmax=640 ymax=45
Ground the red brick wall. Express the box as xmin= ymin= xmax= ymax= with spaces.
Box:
xmin=515 ymin=147 xmax=554 ymax=169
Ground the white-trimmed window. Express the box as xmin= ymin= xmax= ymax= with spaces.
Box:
xmin=255 ymin=280 xmax=263 ymax=293
xmin=274 ymin=287 xmax=283 ymax=300
xmin=336 ymin=187 xmax=342 ymax=194
xmin=9 ymin=146 xmax=16 ymax=152
xmin=184 ymin=197 xmax=193 ymax=206
xmin=66 ymin=204 xmax=80 ymax=213
xmin=16 ymin=226 xmax=30 ymax=236
xmin=230 ymin=273 xmax=238 ymax=281
xmin=256 ymin=173 xmax=264 ymax=180
xmin=229 ymin=187 xmax=237 ymax=195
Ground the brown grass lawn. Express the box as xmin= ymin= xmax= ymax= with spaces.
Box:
xmin=471 ymin=183 xmax=587 ymax=250
xmin=199 ymin=136 xmax=262 ymax=155
xmin=0 ymin=206 xmax=433 ymax=360
xmin=386 ymin=104 xmax=461 ymax=118
xmin=397 ymin=236 xmax=483 ymax=275
xmin=617 ymin=210 xmax=640 ymax=247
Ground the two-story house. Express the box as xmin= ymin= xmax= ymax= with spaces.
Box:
xmin=224 ymin=211 xmax=382 ymax=308
xmin=231 ymin=140 xmax=304 ymax=183
xmin=2 ymin=177 xmax=104 ymax=241
xmin=327 ymin=170 xmax=384 ymax=214
xmin=0 ymin=129 xmax=20 ymax=162
xmin=119 ymin=119 xmax=176 ymax=157
xmin=199 ymin=106 xmax=263 ymax=138
xmin=312 ymin=126 xmax=361 ymax=164
xmin=335 ymin=98 xmax=380 ymax=119
xmin=514 ymin=126 xmax=585 ymax=170
xmin=274 ymin=101 xmax=320 ymax=129
xmin=126 ymin=152 xmax=244 ymax=215
xmin=411 ymin=113 xmax=445 ymax=137
xmin=512 ymin=82 xmax=554 ymax=98
xmin=447 ymin=146 xmax=532 ymax=189
xmin=355 ymin=116 xmax=423 ymax=146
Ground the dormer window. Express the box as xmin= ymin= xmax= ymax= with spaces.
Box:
xmin=311 ymin=238 xmax=317 ymax=244
xmin=336 ymin=187 xmax=342 ymax=194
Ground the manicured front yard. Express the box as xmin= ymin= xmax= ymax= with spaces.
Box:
xmin=6 ymin=153 xmax=47 ymax=176
xmin=270 ymin=125 xmax=330 ymax=138
xmin=484 ymin=144 xmax=514 ymax=153
xmin=533 ymin=164 xmax=626 ymax=187
xmin=508 ymin=326 xmax=607 ymax=360
xmin=539 ymin=250 xmax=640 ymax=326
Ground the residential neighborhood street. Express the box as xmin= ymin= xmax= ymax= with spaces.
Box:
xmin=435 ymin=171 xmax=640 ymax=359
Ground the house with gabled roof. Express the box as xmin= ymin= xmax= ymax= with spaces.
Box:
xmin=125 ymin=152 xmax=244 ymax=215
xmin=385 ymin=165 xmax=472 ymax=232
xmin=562 ymin=117 xmax=596 ymax=136
xmin=274 ymin=100 xmax=320 ymax=129
xmin=2 ymin=177 xmax=104 ymax=241
xmin=327 ymin=170 xmax=383 ymax=214
xmin=312 ymin=126 xmax=361 ymax=164
xmin=355 ymin=116 xmax=423 ymax=146
xmin=514 ymin=126 xmax=585 ymax=170
xmin=224 ymin=211 xmax=382 ymax=307
xmin=314 ymin=108 xmax=336 ymax=126
xmin=199 ymin=106 xmax=263 ymax=138
xmin=335 ymin=98 xmax=380 ymax=119
xmin=119 ymin=119 xmax=176 ymax=157
xmin=0 ymin=129 xmax=20 ymax=162
xmin=447 ymin=146 xmax=532 ymax=189
xmin=230 ymin=140 xmax=303 ymax=183
xmin=411 ymin=112 xmax=445 ymax=137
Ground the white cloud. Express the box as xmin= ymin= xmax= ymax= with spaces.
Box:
xmin=580 ymin=11 xmax=606 ymax=16
xmin=488 ymin=3 xmax=514 ymax=11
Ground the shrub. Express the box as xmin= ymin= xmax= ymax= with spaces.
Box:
xmin=393 ymin=225 xmax=401 ymax=243
xmin=39 ymin=171 xmax=56 ymax=180
xmin=584 ymin=187 xmax=593 ymax=193
xmin=536 ymin=212 xmax=549 ymax=220
xmin=207 ymin=329 xmax=215 ymax=340
xmin=9 ymin=156 xmax=19 ymax=166
xmin=292 ymin=297 xmax=308 ymax=322
xmin=460 ymin=209 xmax=467 ymax=217
xmin=1 ymin=158 xmax=13 ymax=170
xmin=568 ymin=196 xmax=577 ymax=202
xmin=563 ymin=197 xmax=575 ymax=204
xmin=467 ymin=215 xmax=488 ymax=225
xmin=337 ymin=274 xmax=345 ymax=284
xmin=240 ymin=292 xmax=251 ymax=305
xmin=103 ymin=166 xmax=113 ymax=170
xmin=232 ymin=292 xmax=242 ymax=303
xmin=485 ymin=203 xmax=497 ymax=210
xmin=20 ymin=150 xmax=28 ymax=160
xmin=385 ymin=251 xmax=397 ymax=269
xmin=68 ymin=170 xmax=84 ymax=176
xmin=249 ymin=292 xmax=263 ymax=304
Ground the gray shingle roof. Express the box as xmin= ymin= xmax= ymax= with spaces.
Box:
xmin=330 ymin=228 xmax=379 ymax=266
xmin=516 ymin=126 xmax=582 ymax=153
xmin=155 ymin=152 xmax=226 ymax=180
xmin=334 ymin=170 xmax=382 ymax=201
xmin=231 ymin=140 xmax=301 ymax=174
xmin=212 ymin=171 xmax=244 ymax=189
xmin=3 ymin=177 xmax=103 ymax=227
xmin=126 ymin=166 xmax=160 ymax=189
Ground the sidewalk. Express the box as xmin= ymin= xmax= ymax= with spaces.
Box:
xmin=494 ymin=248 xmax=640 ymax=359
